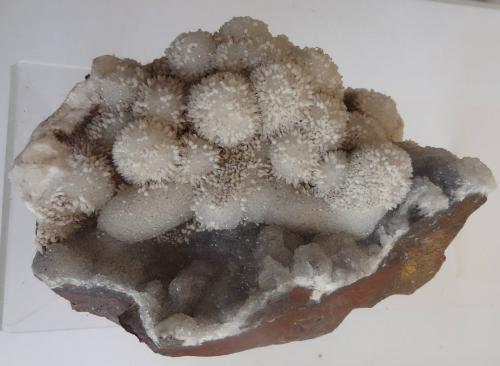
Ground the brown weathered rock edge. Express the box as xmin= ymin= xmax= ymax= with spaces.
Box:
xmin=45 ymin=194 xmax=486 ymax=357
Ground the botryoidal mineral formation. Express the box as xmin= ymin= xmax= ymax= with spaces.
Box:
xmin=10 ymin=17 xmax=496 ymax=356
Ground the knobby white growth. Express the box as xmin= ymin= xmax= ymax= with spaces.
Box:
xmin=192 ymin=141 xmax=269 ymax=230
xmin=248 ymin=180 xmax=387 ymax=237
xmin=298 ymin=47 xmax=343 ymax=95
xmin=113 ymin=117 xmax=182 ymax=185
xmin=215 ymin=17 xmax=297 ymax=72
xmin=192 ymin=194 xmax=243 ymax=231
xmin=187 ymin=72 xmax=260 ymax=147
xmin=97 ymin=184 xmax=194 ymax=243
xmin=269 ymin=130 xmax=320 ymax=185
xmin=303 ymin=92 xmax=348 ymax=149
xmin=251 ymin=63 xmax=314 ymax=136
xmin=344 ymin=88 xmax=404 ymax=142
xmin=90 ymin=55 xmax=145 ymax=109
xmin=217 ymin=16 xmax=272 ymax=42
xmin=84 ymin=110 xmax=130 ymax=148
xmin=62 ymin=154 xmax=115 ymax=214
xmin=133 ymin=76 xmax=185 ymax=123
xmin=325 ymin=143 xmax=413 ymax=211
xmin=178 ymin=136 xmax=220 ymax=184
xmin=215 ymin=37 xmax=274 ymax=72
xmin=313 ymin=150 xmax=348 ymax=197
xmin=165 ymin=30 xmax=216 ymax=81
xmin=15 ymin=15 xmax=481 ymax=249
xmin=344 ymin=111 xmax=389 ymax=149
xmin=14 ymin=16 xmax=423 ymax=245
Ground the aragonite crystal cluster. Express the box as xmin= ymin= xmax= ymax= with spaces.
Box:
xmin=10 ymin=17 xmax=496 ymax=356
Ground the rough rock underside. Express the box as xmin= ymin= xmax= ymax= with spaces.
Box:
xmin=11 ymin=17 xmax=496 ymax=356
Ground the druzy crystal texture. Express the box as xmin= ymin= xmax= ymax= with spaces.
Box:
xmin=10 ymin=17 xmax=496 ymax=356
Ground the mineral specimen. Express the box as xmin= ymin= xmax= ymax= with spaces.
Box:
xmin=10 ymin=16 xmax=496 ymax=356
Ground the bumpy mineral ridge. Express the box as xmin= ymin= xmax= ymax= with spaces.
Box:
xmin=10 ymin=16 xmax=496 ymax=356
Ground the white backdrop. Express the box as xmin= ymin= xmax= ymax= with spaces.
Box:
xmin=1 ymin=0 xmax=499 ymax=365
